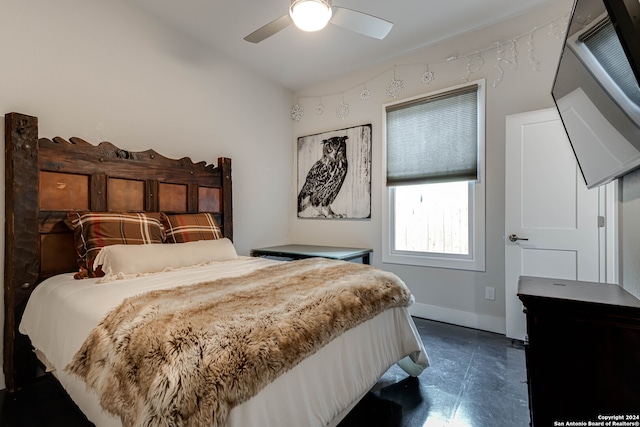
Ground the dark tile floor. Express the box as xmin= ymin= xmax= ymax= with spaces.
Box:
xmin=0 ymin=318 xmax=530 ymax=426
xmin=371 ymin=318 xmax=530 ymax=427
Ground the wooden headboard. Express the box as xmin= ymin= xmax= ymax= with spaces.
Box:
xmin=3 ymin=112 xmax=233 ymax=391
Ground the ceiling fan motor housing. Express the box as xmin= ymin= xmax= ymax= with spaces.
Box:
xmin=289 ymin=0 xmax=333 ymax=32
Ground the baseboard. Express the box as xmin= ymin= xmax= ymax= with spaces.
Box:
xmin=409 ymin=303 xmax=506 ymax=335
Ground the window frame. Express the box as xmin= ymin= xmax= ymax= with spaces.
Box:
xmin=382 ymin=79 xmax=486 ymax=271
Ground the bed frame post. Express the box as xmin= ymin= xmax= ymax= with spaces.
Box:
xmin=4 ymin=112 xmax=40 ymax=392
xmin=219 ymin=157 xmax=233 ymax=242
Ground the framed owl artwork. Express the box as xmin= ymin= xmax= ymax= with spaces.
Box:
xmin=297 ymin=124 xmax=372 ymax=219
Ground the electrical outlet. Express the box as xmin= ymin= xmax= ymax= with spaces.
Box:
xmin=485 ymin=286 xmax=495 ymax=301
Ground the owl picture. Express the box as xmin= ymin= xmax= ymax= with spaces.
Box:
xmin=297 ymin=136 xmax=348 ymax=218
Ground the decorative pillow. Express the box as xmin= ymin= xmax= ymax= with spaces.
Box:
xmin=161 ymin=212 xmax=223 ymax=243
xmin=65 ymin=211 xmax=166 ymax=279
xmin=94 ymin=238 xmax=238 ymax=282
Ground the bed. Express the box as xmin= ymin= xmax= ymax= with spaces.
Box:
xmin=3 ymin=112 xmax=429 ymax=426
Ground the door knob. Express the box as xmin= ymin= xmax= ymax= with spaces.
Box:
xmin=508 ymin=234 xmax=529 ymax=242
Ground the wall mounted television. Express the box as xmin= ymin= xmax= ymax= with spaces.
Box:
xmin=552 ymin=0 xmax=640 ymax=189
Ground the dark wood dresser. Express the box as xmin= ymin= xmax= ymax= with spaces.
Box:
xmin=517 ymin=276 xmax=640 ymax=426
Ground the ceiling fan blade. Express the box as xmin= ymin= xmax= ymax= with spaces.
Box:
xmin=244 ymin=14 xmax=292 ymax=43
xmin=330 ymin=6 xmax=393 ymax=40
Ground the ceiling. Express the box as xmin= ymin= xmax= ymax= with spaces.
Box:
xmin=131 ymin=0 xmax=556 ymax=91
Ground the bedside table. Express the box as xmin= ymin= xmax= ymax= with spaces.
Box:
xmin=250 ymin=244 xmax=372 ymax=265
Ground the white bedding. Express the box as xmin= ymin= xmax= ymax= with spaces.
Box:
xmin=19 ymin=257 xmax=429 ymax=426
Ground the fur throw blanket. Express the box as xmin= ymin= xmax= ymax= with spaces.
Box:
xmin=66 ymin=258 xmax=413 ymax=427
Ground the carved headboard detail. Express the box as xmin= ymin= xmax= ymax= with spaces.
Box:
xmin=3 ymin=112 xmax=233 ymax=391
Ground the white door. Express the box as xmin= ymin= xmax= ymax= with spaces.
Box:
xmin=505 ymin=108 xmax=601 ymax=340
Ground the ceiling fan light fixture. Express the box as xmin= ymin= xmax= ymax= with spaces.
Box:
xmin=289 ymin=0 xmax=333 ymax=32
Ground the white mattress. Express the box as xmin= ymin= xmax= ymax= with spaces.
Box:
xmin=19 ymin=257 xmax=429 ymax=426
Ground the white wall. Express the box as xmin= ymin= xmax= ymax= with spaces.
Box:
xmin=620 ymin=169 xmax=640 ymax=299
xmin=0 ymin=0 xmax=293 ymax=389
xmin=290 ymin=1 xmax=573 ymax=333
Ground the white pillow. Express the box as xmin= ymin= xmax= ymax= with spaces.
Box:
xmin=94 ymin=238 xmax=238 ymax=282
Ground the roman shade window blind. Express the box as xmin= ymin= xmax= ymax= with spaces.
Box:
xmin=386 ymin=84 xmax=478 ymax=187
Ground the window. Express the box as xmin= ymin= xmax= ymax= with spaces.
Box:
xmin=394 ymin=181 xmax=469 ymax=254
xmin=382 ymin=80 xmax=485 ymax=271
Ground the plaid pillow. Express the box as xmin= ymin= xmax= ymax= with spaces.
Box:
xmin=161 ymin=212 xmax=222 ymax=243
xmin=65 ymin=211 xmax=166 ymax=279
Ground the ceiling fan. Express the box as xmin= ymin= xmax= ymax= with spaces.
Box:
xmin=244 ymin=0 xmax=393 ymax=43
